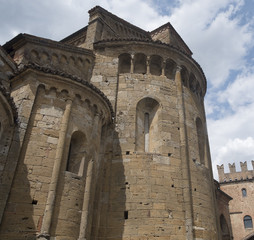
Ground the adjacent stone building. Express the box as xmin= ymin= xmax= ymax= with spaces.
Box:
xmin=0 ymin=5 xmax=230 ymax=240
xmin=218 ymin=161 xmax=254 ymax=240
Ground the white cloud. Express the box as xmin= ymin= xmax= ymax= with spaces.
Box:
xmin=219 ymin=67 xmax=254 ymax=110
xmin=169 ymin=0 xmax=253 ymax=88
xmin=208 ymin=102 xmax=254 ymax=179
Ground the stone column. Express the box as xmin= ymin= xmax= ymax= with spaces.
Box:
xmin=78 ymin=159 xmax=94 ymax=240
xmin=162 ymin=61 xmax=166 ymax=76
xmin=78 ymin=113 xmax=101 ymax=240
xmin=175 ymin=66 xmax=194 ymax=240
xmin=38 ymin=98 xmax=73 ymax=240
xmin=146 ymin=56 xmax=150 ymax=74
xmin=130 ymin=54 xmax=134 ymax=73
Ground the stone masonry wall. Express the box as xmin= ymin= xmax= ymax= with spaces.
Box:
xmin=89 ymin=41 xmax=218 ymax=239
xmin=0 ymin=68 xmax=112 ymax=239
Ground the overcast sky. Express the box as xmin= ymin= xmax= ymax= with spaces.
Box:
xmin=1 ymin=0 xmax=254 ymax=179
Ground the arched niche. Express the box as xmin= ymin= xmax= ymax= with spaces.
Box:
xmin=196 ymin=117 xmax=205 ymax=165
xmin=196 ymin=81 xmax=202 ymax=98
xmin=119 ymin=53 xmax=131 ymax=73
xmin=189 ymin=73 xmax=197 ymax=93
xmin=165 ymin=59 xmax=177 ymax=79
xmin=150 ymin=55 xmax=163 ymax=76
xmin=220 ymin=214 xmax=230 ymax=240
xmin=134 ymin=53 xmax=146 ymax=74
xmin=66 ymin=131 xmax=87 ymax=176
xmin=181 ymin=66 xmax=189 ymax=88
xmin=135 ymin=97 xmax=160 ymax=153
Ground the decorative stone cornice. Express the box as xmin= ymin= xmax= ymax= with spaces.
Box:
xmin=14 ymin=63 xmax=114 ymax=120
xmin=3 ymin=34 xmax=94 ymax=57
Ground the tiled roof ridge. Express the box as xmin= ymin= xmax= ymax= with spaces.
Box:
xmin=3 ymin=33 xmax=94 ymax=57
xmin=150 ymin=22 xmax=192 ymax=55
xmin=61 ymin=26 xmax=88 ymax=43
xmin=0 ymin=84 xmax=18 ymax=123
xmin=88 ymin=6 xmax=151 ymax=39
xmin=0 ymin=45 xmax=17 ymax=71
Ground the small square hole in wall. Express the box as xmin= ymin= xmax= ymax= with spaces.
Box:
xmin=126 ymin=151 xmax=130 ymax=155
xmin=168 ymin=153 xmax=172 ymax=157
xmin=32 ymin=199 xmax=38 ymax=205
xmin=124 ymin=211 xmax=128 ymax=219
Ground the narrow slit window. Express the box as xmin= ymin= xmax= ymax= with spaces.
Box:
xmin=242 ymin=188 xmax=247 ymax=197
xmin=124 ymin=211 xmax=128 ymax=219
xmin=144 ymin=113 xmax=149 ymax=152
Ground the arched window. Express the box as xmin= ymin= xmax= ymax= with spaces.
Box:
xmin=135 ymin=97 xmax=160 ymax=153
xmin=134 ymin=53 xmax=146 ymax=74
xmin=242 ymin=188 xmax=247 ymax=197
xmin=119 ymin=53 xmax=131 ymax=73
xmin=150 ymin=55 xmax=163 ymax=76
xmin=244 ymin=216 xmax=253 ymax=229
xmin=66 ymin=131 xmax=86 ymax=176
xmin=196 ymin=117 xmax=205 ymax=164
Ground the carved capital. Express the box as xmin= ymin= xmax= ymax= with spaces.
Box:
xmin=176 ymin=65 xmax=182 ymax=72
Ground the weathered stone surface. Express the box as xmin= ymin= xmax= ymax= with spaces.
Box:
xmin=0 ymin=5 xmax=225 ymax=240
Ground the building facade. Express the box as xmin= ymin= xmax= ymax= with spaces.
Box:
xmin=218 ymin=161 xmax=254 ymax=240
xmin=0 ymin=6 xmax=228 ymax=240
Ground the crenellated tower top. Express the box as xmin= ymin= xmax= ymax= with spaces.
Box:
xmin=217 ymin=160 xmax=254 ymax=183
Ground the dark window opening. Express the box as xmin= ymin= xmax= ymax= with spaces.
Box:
xmin=242 ymin=188 xmax=247 ymax=197
xmin=32 ymin=199 xmax=38 ymax=205
xmin=124 ymin=211 xmax=128 ymax=219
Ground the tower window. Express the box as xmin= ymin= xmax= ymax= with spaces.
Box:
xmin=242 ymin=188 xmax=247 ymax=197
xmin=244 ymin=215 xmax=253 ymax=229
